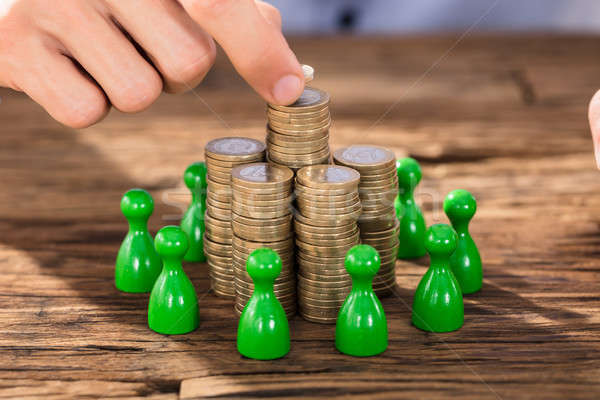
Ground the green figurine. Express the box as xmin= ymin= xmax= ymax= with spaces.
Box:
xmin=237 ymin=248 xmax=290 ymax=360
xmin=148 ymin=226 xmax=199 ymax=335
xmin=395 ymin=158 xmax=427 ymax=259
xmin=181 ymin=162 xmax=207 ymax=262
xmin=444 ymin=189 xmax=482 ymax=294
xmin=336 ymin=244 xmax=388 ymax=357
xmin=115 ymin=189 xmax=162 ymax=293
xmin=412 ymin=224 xmax=464 ymax=332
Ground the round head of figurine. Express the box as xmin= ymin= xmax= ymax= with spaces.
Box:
xmin=444 ymin=189 xmax=477 ymax=223
xmin=396 ymin=157 xmax=422 ymax=192
xmin=121 ymin=189 xmax=154 ymax=220
xmin=425 ymin=224 xmax=458 ymax=257
xmin=246 ymin=248 xmax=282 ymax=282
xmin=344 ymin=244 xmax=381 ymax=279
xmin=184 ymin=162 xmax=207 ymax=190
xmin=154 ymin=226 xmax=189 ymax=258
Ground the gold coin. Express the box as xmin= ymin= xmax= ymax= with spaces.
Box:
xmin=296 ymin=239 xmax=358 ymax=256
xmin=269 ymin=86 xmax=329 ymax=113
xmin=267 ymin=105 xmax=329 ymax=120
xmin=205 ymin=137 xmax=266 ymax=161
xmin=233 ymin=228 xmax=293 ymax=242
xmin=294 ymin=222 xmax=356 ymax=237
xmin=295 ymin=225 xmax=358 ymax=241
xmin=206 ymin=190 xmax=231 ymax=204
xmin=298 ymin=275 xmax=352 ymax=289
xmin=232 ymin=193 xmax=293 ymax=207
xmin=296 ymin=194 xmax=359 ymax=209
xmin=232 ymin=235 xmax=294 ymax=251
xmin=295 ymin=181 xmax=355 ymax=196
xmin=206 ymin=154 xmax=264 ymax=169
xmin=294 ymin=211 xmax=358 ymax=228
xmin=268 ymin=146 xmax=330 ymax=162
xmin=207 ymin=179 xmax=232 ymax=195
xmin=297 ymin=231 xmax=359 ymax=247
xmin=298 ymin=200 xmax=361 ymax=215
xmin=207 ymin=162 xmax=236 ymax=174
xmin=296 ymin=164 xmax=360 ymax=191
xmin=268 ymin=154 xmax=331 ymax=169
xmin=206 ymin=206 xmax=231 ymax=221
xmin=267 ymin=113 xmax=330 ymax=127
xmin=298 ymin=270 xmax=350 ymax=283
xmin=266 ymin=141 xmax=328 ymax=156
xmin=296 ymin=252 xmax=347 ymax=266
xmin=232 ymin=211 xmax=292 ymax=227
xmin=297 ymin=286 xmax=350 ymax=300
xmin=231 ymin=162 xmax=293 ymax=189
xmin=231 ymin=204 xmax=292 ymax=219
xmin=268 ymin=117 xmax=331 ymax=132
xmin=333 ymin=145 xmax=396 ymax=171
xmin=207 ymin=196 xmax=231 ymax=210
xmin=205 ymin=210 xmax=231 ymax=227
xmin=299 ymin=207 xmax=362 ymax=223
xmin=295 ymin=191 xmax=359 ymax=205
xmin=267 ymin=126 xmax=329 ymax=142
xmin=360 ymin=168 xmax=397 ymax=181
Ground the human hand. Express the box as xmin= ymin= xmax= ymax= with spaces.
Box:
xmin=589 ymin=90 xmax=600 ymax=167
xmin=0 ymin=0 xmax=304 ymax=128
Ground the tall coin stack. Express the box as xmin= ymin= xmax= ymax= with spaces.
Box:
xmin=266 ymin=86 xmax=332 ymax=171
xmin=333 ymin=145 xmax=399 ymax=296
xmin=204 ymin=137 xmax=266 ymax=298
xmin=294 ymin=165 xmax=362 ymax=323
xmin=230 ymin=163 xmax=297 ymax=317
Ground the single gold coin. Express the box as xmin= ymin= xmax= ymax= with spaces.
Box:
xmin=231 ymin=162 xmax=293 ymax=188
xmin=268 ymin=122 xmax=331 ymax=137
xmin=268 ymin=146 xmax=330 ymax=161
xmin=232 ymin=235 xmax=293 ymax=251
xmin=267 ymin=113 xmax=330 ymax=127
xmin=295 ymin=229 xmax=358 ymax=245
xmin=296 ymin=252 xmax=347 ymax=266
xmin=298 ymin=270 xmax=351 ymax=283
xmin=296 ymin=239 xmax=358 ymax=256
xmin=268 ymin=116 xmax=331 ymax=131
xmin=205 ymin=137 xmax=266 ymax=161
xmin=294 ymin=211 xmax=359 ymax=228
xmin=206 ymin=154 xmax=264 ymax=169
xmin=269 ymin=86 xmax=329 ymax=113
xmin=232 ymin=211 xmax=292 ymax=227
xmin=267 ymin=127 xmax=329 ymax=143
xmin=295 ymin=181 xmax=355 ymax=196
xmin=333 ymin=145 xmax=396 ymax=171
xmin=297 ymin=286 xmax=350 ymax=300
xmin=296 ymin=164 xmax=360 ymax=191
xmin=267 ymin=141 xmax=328 ymax=156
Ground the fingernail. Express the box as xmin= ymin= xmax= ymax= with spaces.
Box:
xmin=272 ymin=74 xmax=303 ymax=105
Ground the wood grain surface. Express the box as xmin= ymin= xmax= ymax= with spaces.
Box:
xmin=1 ymin=35 xmax=600 ymax=399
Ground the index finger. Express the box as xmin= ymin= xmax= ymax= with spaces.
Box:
xmin=179 ymin=0 xmax=304 ymax=105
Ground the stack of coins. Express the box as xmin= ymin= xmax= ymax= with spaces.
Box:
xmin=266 ymin=86 xmax=332 ymax=170
xmin=203 ymin=137 xmax=266 ymax=298
xmin=294 ymin=165 xmax=362 ymax=323
xmin=230 ymin=162 xmax=297 ymax=317
xmin=333 ymin=145 xmax=399 ymax=296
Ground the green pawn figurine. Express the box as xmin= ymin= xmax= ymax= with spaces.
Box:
xmin=412 ymin=224 xmax=464 ymax=332
xmin=148 ymin=226 xmax=199 ymax=335
xmin=237 ymin=248 xmax=290 ymax=360
xmin=181 ymin=162 xmax=207 ymax=262
xmin=395 ymin=158 xmax=427 ymax=259
xmin=115 ymin=189 xmax=162 ymax=293
xmin=444 ymin=189 xmax=482 ymax=294
xmin=336 ymin=244 xmax=388 ymax=357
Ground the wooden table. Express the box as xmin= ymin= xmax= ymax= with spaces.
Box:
xmin=1 ymin=35 xmax=599 ymax=399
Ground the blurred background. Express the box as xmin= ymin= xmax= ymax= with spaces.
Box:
xmin=267 ymin=0 xmax=600 ymax=34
